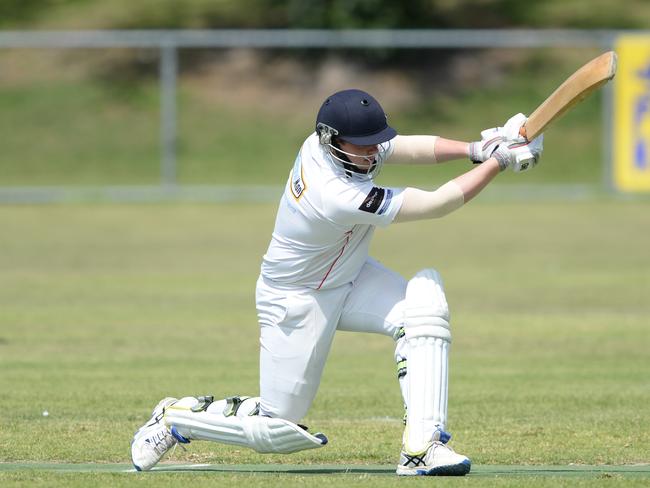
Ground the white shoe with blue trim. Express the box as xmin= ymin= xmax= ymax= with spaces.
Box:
xmin=131 ymin=397 xmax=189 ymax=471
xmin=396 ymin=430 xmax=471 ymax=476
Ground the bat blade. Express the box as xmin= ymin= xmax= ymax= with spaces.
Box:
xmin=520 ymin=51 xmax=617 ymax=141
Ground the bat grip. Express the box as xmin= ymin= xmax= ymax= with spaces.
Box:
xmin=518 ymin=124 xmax=528 ymax=141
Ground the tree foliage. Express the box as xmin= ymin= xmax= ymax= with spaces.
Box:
xmin=2 ymin=0 xmax=649 ymax=30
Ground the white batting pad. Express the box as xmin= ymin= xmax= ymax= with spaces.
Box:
xmin=164 ymin=396 xmax=327 ymax=454
xmin=403 ymin=269 xmax=450 ymax=337
xmin=402 ymin=269 xmax=451 ymax=454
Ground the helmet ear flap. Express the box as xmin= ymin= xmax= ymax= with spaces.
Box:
xmin=316 ymin=123 xmax=338 ymax=145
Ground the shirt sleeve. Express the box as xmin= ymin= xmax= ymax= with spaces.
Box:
xmin=322 ymin=179 xmax=404 ymax=227
xmin=385 ymin=135 xmax=438 ymax=164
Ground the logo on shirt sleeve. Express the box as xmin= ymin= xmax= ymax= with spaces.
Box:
xmin=359 ymin=187 xmax=393 ymax=214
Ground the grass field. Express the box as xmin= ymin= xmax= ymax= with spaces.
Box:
xmin=0 ymin=198 xmax=648 ymax=487
xmin=0 ymin=47 xmax=608 ymax=188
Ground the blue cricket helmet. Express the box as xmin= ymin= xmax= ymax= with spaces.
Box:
xmin=315 ymin=89 xmax=397 ymax=146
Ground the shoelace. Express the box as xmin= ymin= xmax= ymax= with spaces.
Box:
xmin=150 ymin=429 xmax=187 ymax=459
xmin=149 ymin=431 xmax=176 ymax=455
xmin=169 ymin=441 xmax=187 ymax=457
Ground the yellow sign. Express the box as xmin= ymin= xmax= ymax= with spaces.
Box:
xmin=614 ymin=36 xmax=650 ymax=192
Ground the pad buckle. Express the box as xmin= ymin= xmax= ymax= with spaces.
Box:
xmin=190 ymin=395 xmax=214 ymax=412
xmin=223 ymin=396 xmax=249 ymax=417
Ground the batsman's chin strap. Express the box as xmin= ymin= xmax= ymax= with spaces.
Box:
xmin=317 ymin=122 xmax=381 ymax=177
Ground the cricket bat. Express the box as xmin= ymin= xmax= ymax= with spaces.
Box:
xmin=519 ymin=51 xmax=617 ymax=141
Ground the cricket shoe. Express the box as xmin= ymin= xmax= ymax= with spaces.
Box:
xmin=131 ymin=397 xmax=190 ymax=471
xmin=396 ymin=429 xmax=471 ymax=476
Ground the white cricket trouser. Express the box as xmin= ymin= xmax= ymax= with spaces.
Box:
xmin=256 ymin=257 xmax=407 ymax=422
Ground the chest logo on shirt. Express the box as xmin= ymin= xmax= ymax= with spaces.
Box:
xmin=359 ymin=186 xmax=391 ymax=214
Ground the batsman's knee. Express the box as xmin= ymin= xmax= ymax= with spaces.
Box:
xmin=403 ymin=268 xmax=451 ymax=341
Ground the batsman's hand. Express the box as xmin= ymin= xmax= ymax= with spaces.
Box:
xmin=493 ymin=134 xmax=544 ymax=172
xmin=502 ymin=112 xmax=528 ymax=140
xmin=469 ymin=113 xmax=527 ymax=163
xmin=469 ymin=129 xmax=504 ymax=163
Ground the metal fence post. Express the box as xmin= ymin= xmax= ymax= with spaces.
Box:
xmin=160 ymin=43 xmax=178 ymax=185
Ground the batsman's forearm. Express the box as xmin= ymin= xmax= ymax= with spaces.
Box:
xmin=389 ymin=135 xmax=469 ymax=164
xmin=394 ymin=157 xmax=500 ymax=223
xmin=395 ymin=182 xmax=464 ymax=222
xmin=452 ymin=157 xmax=500 ymax=202
xmin=433 ymin=137 xmax=471 ymax=163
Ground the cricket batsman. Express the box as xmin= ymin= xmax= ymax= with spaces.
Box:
xmin=131 ymin=88 xmax=543 ymax=476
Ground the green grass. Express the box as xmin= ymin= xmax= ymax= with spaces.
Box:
xmin=0 ymin=199 xmax=648 ymax=486
xmin=0 ymin=79 xmax=161 ymax=185
xmin=0 ymin=48 xmax=610 ymax=188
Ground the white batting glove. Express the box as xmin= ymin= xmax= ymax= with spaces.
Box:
xmin=469 ymin=128 xmax=505 ymax=163
xmin=469 ymin=113 xmax=527 ymax=163
xmin=493 ymin=134 xmax=544 ymax=172
xmin=502 ymin=112 xmax=528 ymax=140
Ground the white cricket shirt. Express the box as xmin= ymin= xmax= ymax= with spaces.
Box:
xmin=261 ymin=133 xmax=404 ymax=290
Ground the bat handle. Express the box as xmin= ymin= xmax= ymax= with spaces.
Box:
xmin=518 ymin=124 xmax=528 ymax=141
